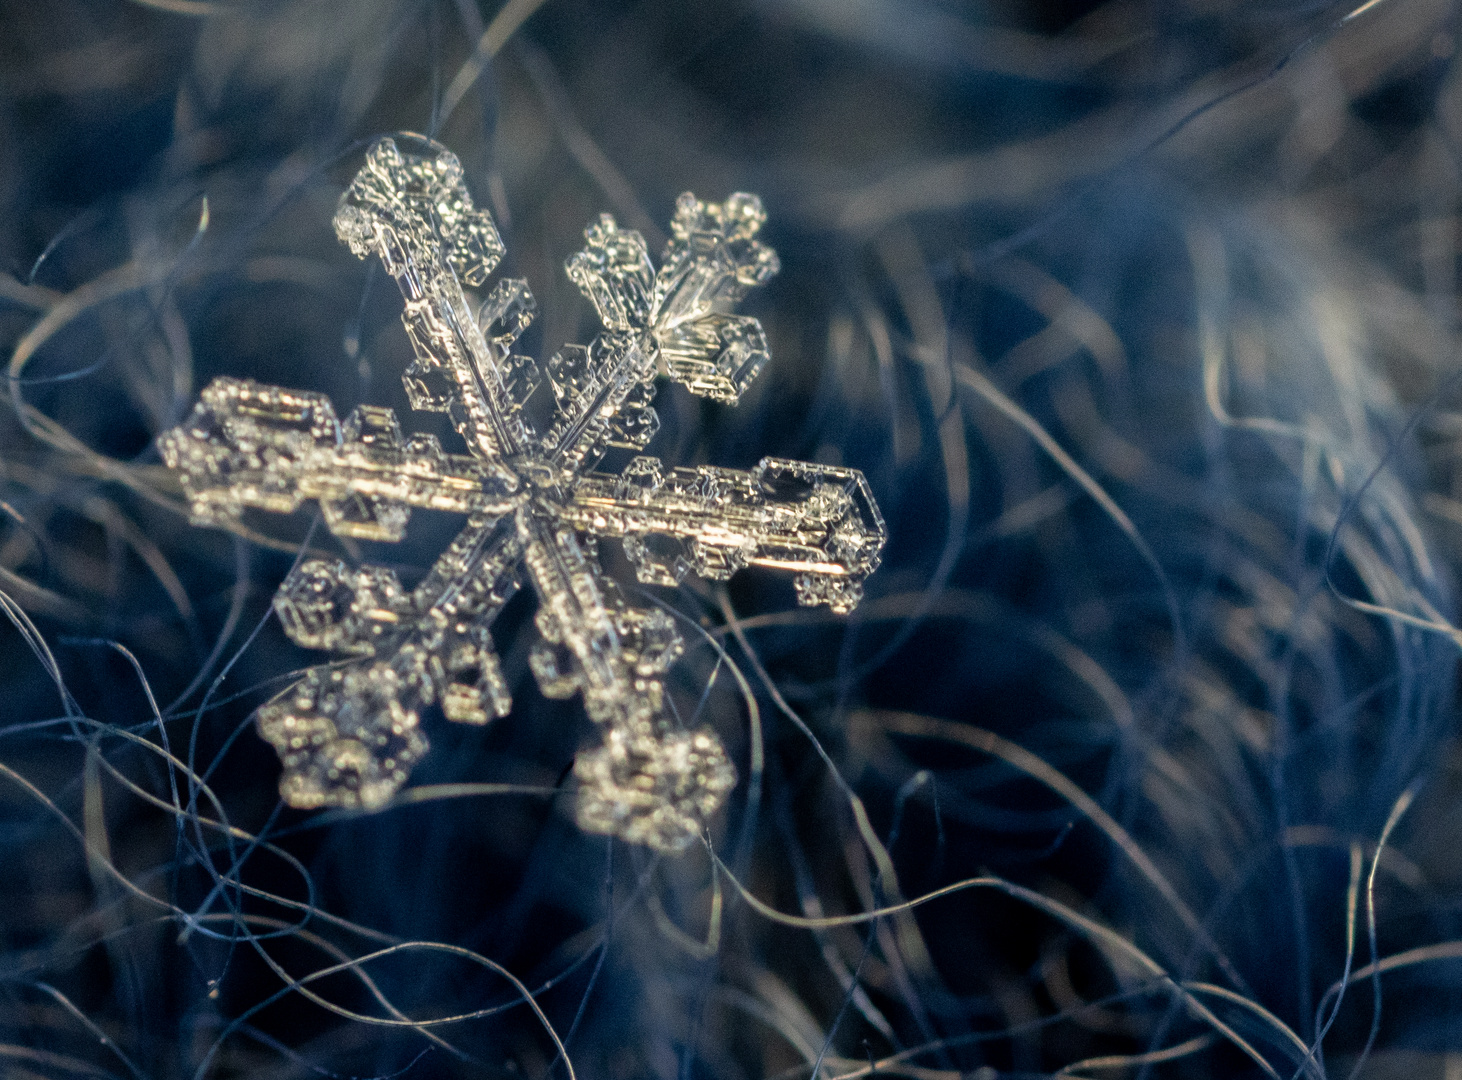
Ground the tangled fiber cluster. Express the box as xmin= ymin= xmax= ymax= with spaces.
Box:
xmin=5 ymin=0 xmax=1462 ymax=1077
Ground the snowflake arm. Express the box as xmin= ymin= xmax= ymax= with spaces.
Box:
xmin=333 ymin=137 xmax=537 ymax=461
xmin=259 ymin=511 xmax=522 ymax=808
xmin=545 ymin=194 xmax=780 ymax=472
xmin=556 ymin=457 xmax=885 ymax=612
xmin=159 ymin=377 xmax=520 ymax=540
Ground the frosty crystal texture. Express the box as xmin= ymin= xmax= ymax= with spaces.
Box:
xmin=159 ymin=137 xmax=885 ymax=852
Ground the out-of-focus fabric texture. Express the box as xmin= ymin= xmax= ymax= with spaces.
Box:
xmin=5 ymin=0 xmax=1462 ymax=1077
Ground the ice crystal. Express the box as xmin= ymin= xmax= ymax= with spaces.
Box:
xmin=159 ymin=137 xmax=885 ymax=852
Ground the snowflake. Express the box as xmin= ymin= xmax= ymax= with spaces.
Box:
xmin=159 ymin=137 xmax=885 ymax=852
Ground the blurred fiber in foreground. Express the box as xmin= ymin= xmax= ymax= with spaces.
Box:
xmin=6 ymin=0 xmax=1462 ymax=1077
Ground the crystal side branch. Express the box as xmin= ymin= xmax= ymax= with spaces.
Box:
xmin=159 ymin=137 xmax=885 ymax=852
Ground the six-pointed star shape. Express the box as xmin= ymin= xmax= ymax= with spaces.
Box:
xmin=160 ymin=137 xmax=885 ymax=852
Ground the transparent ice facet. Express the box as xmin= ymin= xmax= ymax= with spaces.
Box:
xmin=477 ymin=278 xmax=537 ymax=351
xmin=573 ymin=726 xmax=737 ymax=853
xmin=657 ymin=312 xmax=771 ymax=403
xmin=274 ymin=559 xmax=412 ymax=653
xmin=656 ymin=192 xmax=780 ymax=329
xmin=257 ymin=657 xmax=430 ymax=811
xmin=565 ymin=215 xmax=655 ymax=334
xmin=158 ymin=137 xmax=885 ymax=853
